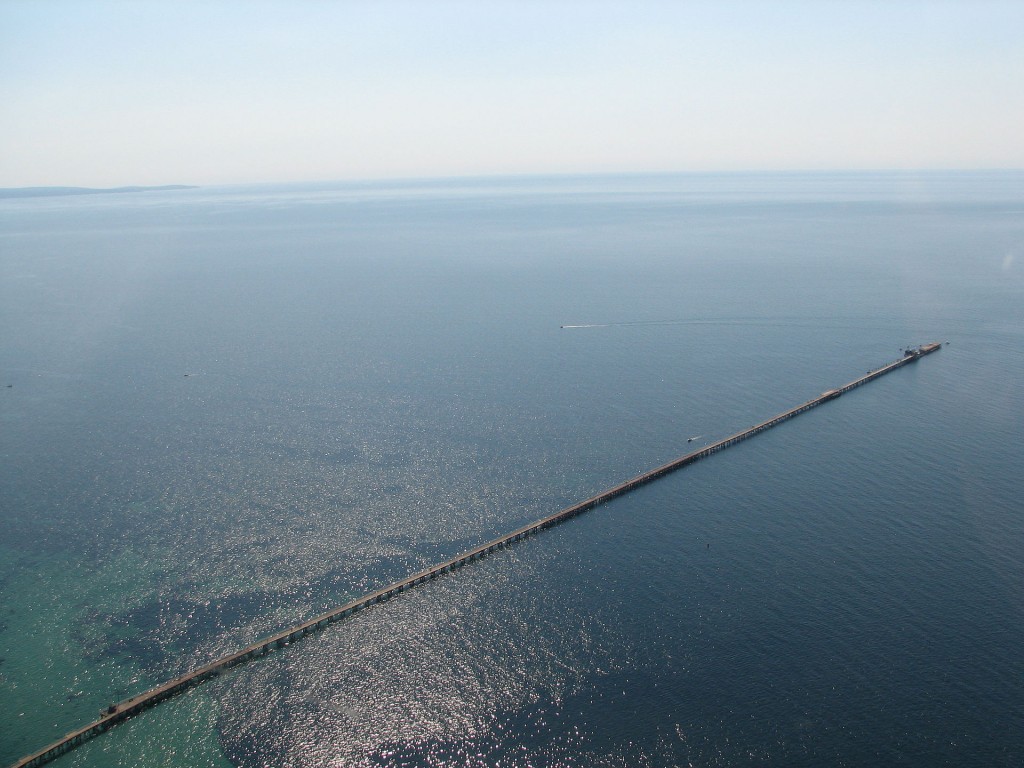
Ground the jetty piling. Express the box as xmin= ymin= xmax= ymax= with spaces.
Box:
xmin=10 ymin=343 xmax=941 ymax=768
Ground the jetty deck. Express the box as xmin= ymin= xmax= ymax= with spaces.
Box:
xmin=10 ymin=343 xmax=941 ymax=768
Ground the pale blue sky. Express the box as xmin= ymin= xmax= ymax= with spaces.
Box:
xmin=1 ymin=0 xmax=1022 ymax=186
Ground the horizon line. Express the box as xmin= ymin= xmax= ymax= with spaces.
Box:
xmin=4 ymin=167 xmax=1023 ymax=193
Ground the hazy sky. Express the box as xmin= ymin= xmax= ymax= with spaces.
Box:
xmin=2 ymin=0 xmax=1022 ymax=186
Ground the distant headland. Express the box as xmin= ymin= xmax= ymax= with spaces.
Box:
xmin=0 ymin=185 xmax=197 ymax=199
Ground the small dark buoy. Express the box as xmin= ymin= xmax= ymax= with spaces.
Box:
xmin=706 ymin=543 xmax=710 ymax=549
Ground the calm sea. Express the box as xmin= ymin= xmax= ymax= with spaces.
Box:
xmin=1 ymin=172 xmax=1022 ymax=767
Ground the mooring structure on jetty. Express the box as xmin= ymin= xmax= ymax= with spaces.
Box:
xmin=11 ymin=343 xmax=941 ymax=768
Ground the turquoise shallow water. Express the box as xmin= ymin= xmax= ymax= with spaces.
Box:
xmin=1 ymin=172 xmax=1023 ymax=767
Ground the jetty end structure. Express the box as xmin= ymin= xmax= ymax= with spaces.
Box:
xmin=11 ymin=343 xmax=941 ymax=768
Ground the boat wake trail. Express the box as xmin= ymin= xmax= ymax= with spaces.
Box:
xmin=561 ymin=318 xmax=743 ymax=330
xmin=560 ymin=315 xmax=896 ymax=330
xmin=561 ymin=319 xmax=701 ymax=329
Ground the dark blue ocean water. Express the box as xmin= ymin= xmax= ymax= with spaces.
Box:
xmin=1 ymin=172 xmax=1023 ymax=767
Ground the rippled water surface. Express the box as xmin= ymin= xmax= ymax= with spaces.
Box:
xmin=1 ymin=172 xmax=1023 ymax=767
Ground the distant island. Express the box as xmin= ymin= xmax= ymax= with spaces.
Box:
xmin=0 ymin=185 xmax=197 ymax=199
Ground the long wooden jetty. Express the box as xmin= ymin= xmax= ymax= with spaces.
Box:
xmin=11 ymin=343 xmax=941 ymax=768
